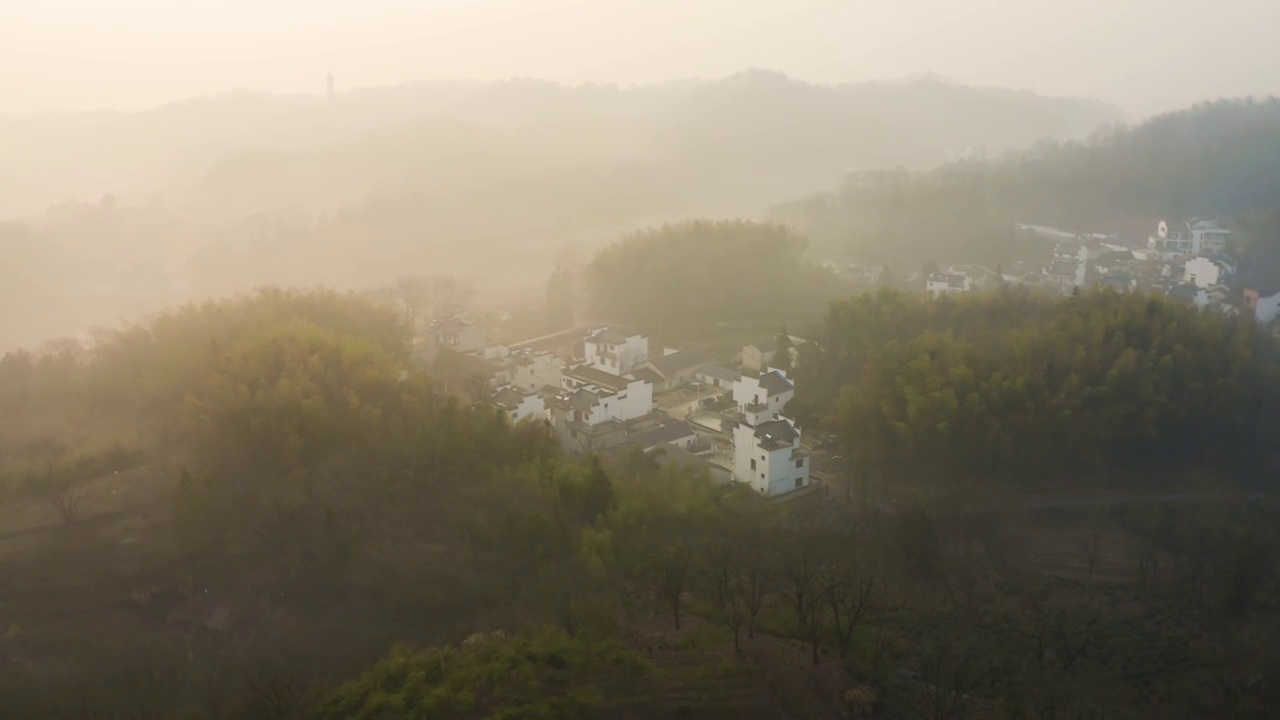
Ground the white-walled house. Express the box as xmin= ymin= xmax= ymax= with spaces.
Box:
xmin=492 ymin=387 xmax=546 ymax=424
xmin=742 ymin=337 xmax=804 ymax=372
xmin=1245 ymin=287 xmax=1280 ymax=325
xmin=551 ymin=365 xmax=658 ymax=454
xmin=584 ymin=329 xmax=649 ymax=375
xmin=1167 ymin=283 xmax=1210 ymax=309
xmin=732 ymin=416 xmax=810 ymax=495
xmin=1184 ymin=256 xmax=1221 ymax=289
xmin=507 ymin=349 xmax=562 ymax=393
xmin=695 ymin=364 xmax=742 ymax=390
xmin=1148 ymin=219 xmax=1230 ymax=259
xmin=430 ymin=319 xmax=487 ymax=355
xmin=926 ymin=272 xmax=971 ymax=297
xmin=560 ymin=364 xmax=654 ymax=424
xmin=624 ymin=421 xmax=698 ymax=451
xmin=636 ymin=349 xmax=714 ymax=392
xmin=733 ymin=370 xmax=794 ymax=417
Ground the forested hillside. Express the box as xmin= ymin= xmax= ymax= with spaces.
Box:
xmin=792 ymin=287 xmax=1280 ymax=487
xmin=584 ymin=220 xmax=849 ymax=341
xmin=775 ymin=98 xmax=1280 ymax=267
xmin=4 ymin=287 xmax=1280 ymax=717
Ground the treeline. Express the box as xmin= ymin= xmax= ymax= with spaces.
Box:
xmin=584 ymin=219 xmax=848 ymax=339
xmin=5 ymin=286 xmax=1280 ymax=717
xmin=794 ymin=287 xmax=1280 ymax=487
xmin=776 ymin=98 xmax=1280 ymax=266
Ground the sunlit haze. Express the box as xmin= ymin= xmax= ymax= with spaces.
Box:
xmin=4 ymin=0 xmax=1279 ymax=116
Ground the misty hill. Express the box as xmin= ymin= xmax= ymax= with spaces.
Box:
xmin=1 ymin=72 xmax=1121 ymax=218
xmin=773 ymin=97 xmax=1280 ymax=268
xmin=0 ymin=72 xmax=1122 ymax=351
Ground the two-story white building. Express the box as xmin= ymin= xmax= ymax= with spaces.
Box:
xmin=583 ymin=329 xmax=649 ymax=375
xmin=732 ymin=370 xmax=795 ymax=417
xmin=926 ymin=272 xmax=971 ymax=298
xmin=560 ymin=364 xmax=655 ymax=425
xmin=507 ymin=348 xmax=563 ymax=393
xmin=430 ymin=319 xmax=488 ymax=356
xmin=492 ymin=386 xmax=547 ymax=424
xmin=732 ymin=415 xmax=810 ymax=495
xmin=1148 ymin=219 xmax=1230 ymax=260
xmin=1183 ymin=256 xmax=1221 ymax=289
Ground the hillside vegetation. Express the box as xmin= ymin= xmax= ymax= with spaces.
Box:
xmin=3 ymin=287 xmax=1280 ymax=718
xmin=792 ymin=287 xmax=1280 ymax=487
xmin=775 ymin=98 xmax=1280 ymax=267
xmin=584 ymin=220 xmax=849 ymax=341
xmin=0 ymin=73 xmax=1121 ymax=351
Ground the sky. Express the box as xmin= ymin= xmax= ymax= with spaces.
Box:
xmin=3 ymin=0 xmax=1279 ymax=117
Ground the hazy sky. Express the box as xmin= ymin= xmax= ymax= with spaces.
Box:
xmin=4 ymin=0 xmax=1278 ymax=117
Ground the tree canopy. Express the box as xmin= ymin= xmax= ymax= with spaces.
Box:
xmin=584 ymin=219 xmax=845 ymax=339
xmin=796 ymin=287 xmax=1280 ymax=487
xmin=775 ymin=98 xmax=1280 ymax=268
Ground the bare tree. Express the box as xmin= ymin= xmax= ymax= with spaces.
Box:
xmin=1078 ymin=515 xmax=1105 ymax=583
xmin=779 ymin=536 xmax=823 ymax=629
xmin=825 ymin=560 xmax=887 ymax=659
xmin=49 ymin=484 xmax=85 ymax=524
xmin=389 ymin=275 xmax=434 ymax=335
xmin=26 ymin=436 xmax=67 ymax=483
xmin=1005 ymin=587 xmax=1100 ymax=674
xmin=703 ymin=539 xmax=747 ymax=651
xmin=1135 ymin=540 xmax=1162 ymax=599
xmin=652 ymin=544 xmax=693 ymax=629
xmin=1003 ymin=589 xmax=1056 ymax=668
xmin=899 ymin=632 xmax=972 ymax=720
xmin=945 ymin=544 xmax=986 ymax=615
xmin=738 ymin=529 xmax=772 ymax=639
xmin=1053 ymin=606 xmax=1101 ymax=673
xmin=429 ymin=275 xmax=475 ymax=321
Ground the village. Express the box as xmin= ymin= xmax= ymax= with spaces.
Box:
xmin=838 ymin=218 xmax=1280 ymax=326
xmin=411 ymin=217 xmax=1280 ymax=503
xmin=418 ymin=319 xmax=822 ymax=498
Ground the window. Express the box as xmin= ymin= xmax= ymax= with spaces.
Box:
xmin=760 ymin=473 xmax=765 ymax=479
xmin=795 ymin=458 xmax=804 ymax=469
xmin=794 ymin=478 xmax=803 ymax=489
xmin=750 ymin=459 xmax=756 ymax=471
xmin=761 ymin=455 xmax=766 ymax=461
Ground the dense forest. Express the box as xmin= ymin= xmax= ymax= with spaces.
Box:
xmin=584 ymin=220 xmax=850 ymax=341
xmin=3 ymin=287 xmax=1280 ymax=717
xmin=791 ymin=288 xmax=1280 ymax=489
xmin=775 ymin=98 xmax=1280 ymax=269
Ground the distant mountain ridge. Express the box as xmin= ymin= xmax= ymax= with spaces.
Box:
xmin=0 ymin=70 xmax=1123 ymax=217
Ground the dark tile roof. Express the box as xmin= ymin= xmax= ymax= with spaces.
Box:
xmin=1167 ymin=283 xmax=1202 ymax=302
xmin=696 ymin=363 xmax=742 ymax=383
xmin=758 ymin=370 xmax=794 ymax=397
xmin=928 ymin=272 xmax=967 ymax=286
xmin=563 ymin=364 xmax=631 ymax=392
xmin=625 ymin=421 xmax=696 ymax=449
xmin=431 ymin=318 xmax=480 ymax=334
xmin=754 ymin=419 xmax=799 ymax=449
xmin=1101 ymin=275 xmax=1135 ymax=290
xmin=1047 ymin=261 xmax=1079 ymax=277
xmin=1094 ymin=250 xmax=1134 ymax=267
xmin=645 ymin=442 xmax=712 ymax=471
xmin=493 ymin=387 xmax=525 ymax=409
xmin=628 ymin=367 xmax=663 ymax=386
xmin=585 ymin=329 xmax=629 ymax=345
xmin=570 ymin=388 xmax=601 ymax=411
xmin=747 ymin=339 xmax=776 ymax=353
xmin=645 ymin=349 xmax=713 ymax=377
